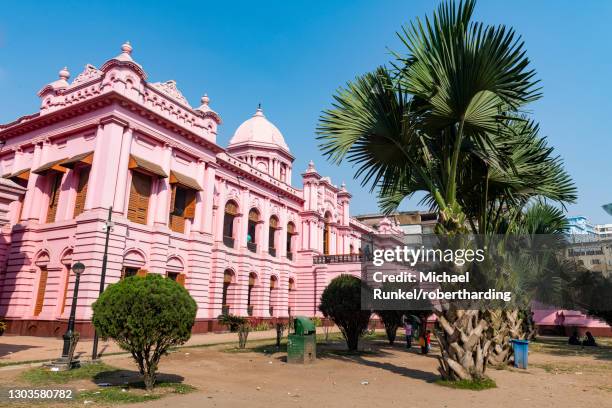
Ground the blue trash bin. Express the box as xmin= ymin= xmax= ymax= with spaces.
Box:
xmin=511 ymin=339 xmax=529 ymax=369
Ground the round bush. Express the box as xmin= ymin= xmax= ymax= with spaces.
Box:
xmin=319 ymin=274 xmax=371 ymax=351
xmin=92 ymin=274 xmax=197 ymax=389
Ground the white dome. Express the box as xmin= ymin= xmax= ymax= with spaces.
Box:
xmin=229 ymin=107 xmax=289 ymax=152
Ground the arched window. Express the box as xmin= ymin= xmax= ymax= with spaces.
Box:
xmin=247 ymin=272 xmax=257 ymax=316
xmin=286 ymin=222 xmax=296 ymax=260
xmin=223 ymin=201 xmax=238 ymax=248
xmin=247 ymin=209 xmax=260 ymax=252
xmin=323 ymin=212 xmax=332 ymax=255
xmin=268 ymin=216 xmax=279 ymax=257
xmin=269 ymin=276 xmax=278 ymax=316
xmin=222 ymin=270 xmax=234 ymax=315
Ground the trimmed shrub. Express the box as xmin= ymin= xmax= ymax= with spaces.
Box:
xmin=92 ymin=274 xmax=197 ymax=390
xmin=319 ymin=275 xmax=371 ymax=351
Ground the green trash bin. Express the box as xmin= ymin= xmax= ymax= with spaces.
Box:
xmin=287 ymin=316 xmax=316 ymax=364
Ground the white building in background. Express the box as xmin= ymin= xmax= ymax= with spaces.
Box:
xmin=595 ymin=224 xmax=612 ymax=238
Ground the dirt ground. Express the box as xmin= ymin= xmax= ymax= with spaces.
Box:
xmin=0 ymin=334 xmax=610 ymax=408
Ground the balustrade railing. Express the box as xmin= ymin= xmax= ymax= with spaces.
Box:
xmin=313 ymin=254 xmax=371 ymax=264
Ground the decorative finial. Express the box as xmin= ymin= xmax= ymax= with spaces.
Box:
xmin=307 ymin=160 xmax=316 ymax=172
xmin=201 ymin=93 xmax=210 ymax=106
xmin=340 ymin=181 xmax=346 ymax=190
xmin=58 ymin=66 xmax=70 ymax=81
xmin=121 ymin=41 xmax=133 ymax=54
xmin=254 ymin=103 xmax=264 ymax=117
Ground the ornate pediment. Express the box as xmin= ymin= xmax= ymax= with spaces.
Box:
xmin=150 ymin=80 xmax=191 ymax=107
xmin=71 ymin=64 xmax=103 ymax=86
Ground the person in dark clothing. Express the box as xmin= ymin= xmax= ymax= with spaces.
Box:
xmin=568 ymin=330 xmax=581 ymax=345
xmin=582 ymin=331 xmax=597 ymax=347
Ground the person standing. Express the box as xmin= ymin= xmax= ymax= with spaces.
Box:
xmin=404 ymin=320 xmax=413 ymax=349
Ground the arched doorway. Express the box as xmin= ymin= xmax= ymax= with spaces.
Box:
xmin=269 ymin=275 xmax=278 ymax=317
xmin=247 ymin=272 xmax=257 ymax=316
xmin=223 ymin=200 xmax=239 ymax=248
xmin=247 ymin=209 xmax=260 ymax=252
xmin=323 ymin=212 xmax=332 ymax=255
xmin=221 ymin=269 xmax=235 ymax=315
xmin=288 ymin=277 xmax=296 ymax=316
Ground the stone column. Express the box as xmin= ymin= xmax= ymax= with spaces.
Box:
xmin=239 ymin=188 xmax=250 ymax=249
xmin=154 ymin=144 xmax=172 ymax=226
xmin=214 ymin=179 xmax=226 ymax=242
xmin=191 ymin=159 xmax=206 ymax=234
xmin=203 ymin=162 xmax=217 ymax=235
xmin=279 ymin=206 xmax=287 ymax=258
xmin=261 ymin=197 xmax=270 ymax=253
xmin=21 ymin=143 xmax=43 ymax=221
xmin=112 ymin=127 xmax=133 ymax=214
xmin=85 ymin=118 xmax=126 ymax=211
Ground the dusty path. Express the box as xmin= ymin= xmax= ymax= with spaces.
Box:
xmin=0 ymin=336 xmax=610 ymax=408
xmin=120 ymin=340 xmax=612 ymax=408
xmin=0 ymin=329 xmax=297 ymax=364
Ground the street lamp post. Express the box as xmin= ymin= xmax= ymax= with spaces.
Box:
xmin=50 ymin=262 xmax=85 ymax=370
xmin=61 ymin=262 xmax=85 ymax=359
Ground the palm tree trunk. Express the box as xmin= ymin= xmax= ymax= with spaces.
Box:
xmin=435 ymin=307 xmax=491 ymax=380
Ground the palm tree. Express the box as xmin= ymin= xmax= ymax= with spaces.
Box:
xmin=317 ymin=0 xmax=575 ymax=380
xmin=486 ymin=202 xmax=572 ymax=365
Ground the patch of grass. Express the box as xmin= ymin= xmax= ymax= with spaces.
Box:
xmin=21 ymin=362 xmax=117 ymax=385
xmin=532 ymin=362 xmax=612 ymax=374
xmin=0 ymin=359 xmax=50 ymax=368
xmin=530 ymin=337 xmax=612 ymax=360
xmin=78 ymin=387 xmax=162 ymax=404
xmin=435 ymin=377 xmax=497 ymax=390
xmin=157 ymin=382 xmax=197 ymax=394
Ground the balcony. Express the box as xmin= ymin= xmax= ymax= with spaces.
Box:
xmin=287 ymin=252 xmax=293 ymax=261
xmin=313 ymin=254 xmax=368 ymax=264
xmin=269 ymin=247 xmax=276 ymax=257
xmin=247 ymin=242 xmax=257 ymax=253
xmin=223 ymin=236 xmax=235 ymax=248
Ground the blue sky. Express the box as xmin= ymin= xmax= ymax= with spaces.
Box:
xmin=1 ymin=0 xmax=610 ymax=223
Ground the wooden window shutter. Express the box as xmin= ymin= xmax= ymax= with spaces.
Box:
xmin=73 ymin=167 xmax=90 ymax=217
xmin=136 ymin=269 xmax=148 ymax=277
xmin=46 ymin=174 xmax=62 ymax=223
xmin=34 ymin=267 xmax=48 ymax=316
xmin=169 ymin=185 xmax=185 ymax=233
xmin=177 ymin=273 xmax=186 ymax=287
xmin=184 ymin=190 xmax=196 ymax=219
xmin=170 ymin=184 xmax=177 ymax=214
xmin=127 ymin=172 xmax=152 ymax=225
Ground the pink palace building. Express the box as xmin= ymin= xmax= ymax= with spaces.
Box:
xmin=0 ymin=43 xmax=402 ymax=337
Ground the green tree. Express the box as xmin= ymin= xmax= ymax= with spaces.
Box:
xmin=375 ymin=310 xmax=404 ymax=345
xmin=317 ymin=0 xmax=575 ymax=380
xmin=92 ymin=275 xmax=197 ymax=390
xmin=319 ymin=275 xmax=371 ymax=351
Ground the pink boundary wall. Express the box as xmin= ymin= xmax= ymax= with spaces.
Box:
xmin=0 ymin=43 xmax=406 ymax=337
